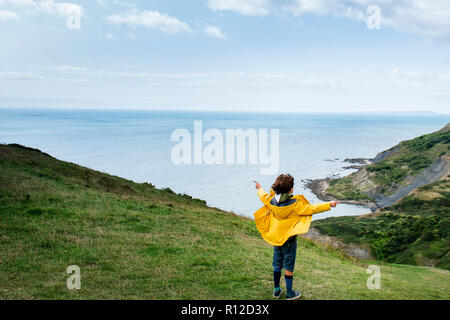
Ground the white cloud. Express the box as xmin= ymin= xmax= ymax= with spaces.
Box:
xmin=0 ymin=71 xmax=45 ymax=80
xmin=0 ymin=9 xmax=18 ymax=19
xmin=45 ymin=65 xmax=450 ymax=95
xmin=0 ymin=0 xmax=83 ymax=19
xmin=380 ymin=0 xmax=450 ymax=38
xmin=207 ymin=0 xmax=450 ymax=38
xmin=0 ymin=0 xmax=37 ymax=8
xmin=57 ymin=65 xmax=89 ymax=72
xmin=56 ymin=66 xmax=212 ymax=79
xmin=281 ymin=0 xmax=332 ymax=16
xmin=107 ymin=10 xmax=192 ymax=34
xmin=52 ymin=66 xmax=340 ymax=88
xmin=388 ymin=68 xmax=450 ymax=88
xmin=96 ymin=0 xmax=133 ymax=8
xmin=204 ymin=25 xmax=226 ymax=39
xmin=37 ymin=0 xmax=83 ymax=17
xmin=208 ymin=0 xmax=270 ymax=16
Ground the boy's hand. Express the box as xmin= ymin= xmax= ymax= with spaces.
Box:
xmin=253 ymin=180 xmax=262 ymax=190
xmin=330 ymin=201 xmax=340 ymax=207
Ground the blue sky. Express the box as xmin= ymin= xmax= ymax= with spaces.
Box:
xmin=0 ymin=0 xmax=449 ymax=112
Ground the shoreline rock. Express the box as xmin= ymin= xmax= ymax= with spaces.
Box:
xmin=342 ymin=165 xmax=365 ymax=170
xmin=303 ymin=177 xmax=377 ymax=210
xmin=341 ymin=158 xmax=372 ymax=170
xmin=343 ymin=158 xmax=373 ymax=165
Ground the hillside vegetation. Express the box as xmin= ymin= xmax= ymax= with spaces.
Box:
xmin=325 ymin=123 xmax=449 ymax=207
xmin=313 ymin=176 xmax=449 ymax=269
xmin=312 ymin=124 xmax=450 ymax=270
xmin=0 ymin=144 xmax=448 ymax=299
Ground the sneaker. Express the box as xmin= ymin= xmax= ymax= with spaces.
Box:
xmin=285 ymin=290 xmax=302 ymax=300
xmin=272 ymin=287 xmax=283 ymax=299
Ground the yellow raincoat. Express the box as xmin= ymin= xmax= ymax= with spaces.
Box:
xmin=254 ymin=189 xmax=331 ymax=246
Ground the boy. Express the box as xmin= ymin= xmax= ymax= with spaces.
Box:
xmin=253 ymin=174 xmax=338 ymax=300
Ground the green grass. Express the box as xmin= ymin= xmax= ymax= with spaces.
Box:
xmin=0 ymin=144 xmax=449 ymax=300
xmin=327 ymin=177 xmax=374 ymax=202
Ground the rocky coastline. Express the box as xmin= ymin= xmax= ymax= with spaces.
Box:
xmin=304 ymin=177 xmax=377 ymax=210
xmin=303 ymin=157 xmax=377 ymax=210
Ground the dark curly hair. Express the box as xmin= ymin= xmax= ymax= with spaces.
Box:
xmin=271 ymin=174 xmax=294 ymax=194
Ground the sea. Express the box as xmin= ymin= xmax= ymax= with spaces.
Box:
xmin=1 ymin=108 xmax=448 ymax=220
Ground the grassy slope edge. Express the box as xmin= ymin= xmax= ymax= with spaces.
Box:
xmin=0 ymin=144 xmax=448 ymax=299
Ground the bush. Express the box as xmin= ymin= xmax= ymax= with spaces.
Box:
xmin=367 ymin=161 xmax=407 ymax=188
xmin=421 ymin=230 xmax=434 ymax=242
xmin=394 ymin=154 xmax=432 ymax=172
xmin=162 ymin=187 xmax=175 ymax=194
xmin=405 ymin=131 xmax=450 ymax=152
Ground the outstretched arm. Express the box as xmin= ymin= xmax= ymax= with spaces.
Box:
xmin=298 ymin=201 xmax=340 ymax=216
xmin=253 ymin=180 xmax=272 ymax=206
xmin=314 ymin=201 xmax=340 ymax=213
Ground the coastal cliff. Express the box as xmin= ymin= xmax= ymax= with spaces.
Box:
xmin=307 ymin=123 xmax=450 ymax=269
xmin=308 ymin=123 xmax=449 ymax=211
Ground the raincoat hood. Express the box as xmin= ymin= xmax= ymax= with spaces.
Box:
xmin=268 ymin=190 xmax=309 ymax=219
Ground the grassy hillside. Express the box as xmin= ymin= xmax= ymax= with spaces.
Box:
xmin=325 ymin=124 xmax=449 ymax=203
xmin=0 ymin=144 xmax=449 ymax=299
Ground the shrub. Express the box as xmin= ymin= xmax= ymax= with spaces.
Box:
xmin=421 ymin=230 xmax=434 ymax=242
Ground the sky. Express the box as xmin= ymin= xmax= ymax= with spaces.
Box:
xmin=0 ymin=0 xmax=449 ymax=113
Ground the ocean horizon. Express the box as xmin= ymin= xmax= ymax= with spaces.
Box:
xmin=1 ymin=108 xmax=449 ymax=220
